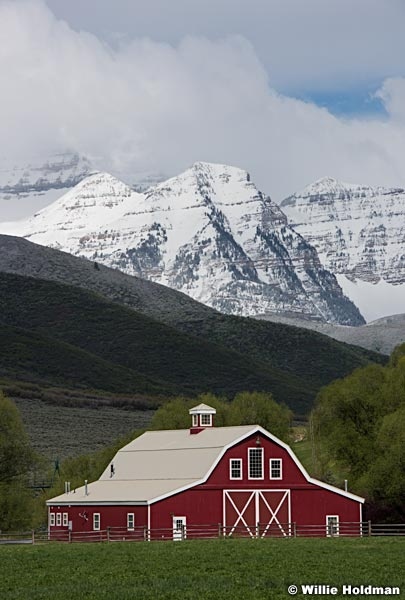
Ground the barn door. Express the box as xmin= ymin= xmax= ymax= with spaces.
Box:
xmin=224 ymin=490 xmax=290 ymax=537
xmin=172 ymin=516 xmax=186 ymax=541
xmin=257 ymin=490 xmax=290 ymax=537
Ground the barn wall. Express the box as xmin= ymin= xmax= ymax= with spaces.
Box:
xmin=292 ymin=488 xmax=361 ymax=527
xmin=48 ymin=504 xmax=148 ymax=538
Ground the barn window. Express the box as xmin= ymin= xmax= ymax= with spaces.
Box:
xmin=248 ymin=448 xmax=263 ymax=479
xmin=49 ymin=513 xmax=55 ymax=526
xmin=93 ymin=513 xmax=101 ymax=531
xmin=270 ymin=459 xmax=282 ymax=480
xmin=127 ymin=513 xmax=135 ymax=530
xmin=56 ymin=513 xmax=61 ymax=526
xmin=192 ymin=414 xmax=198 ymax=427
xmin=229 ymin=458 xmax=242 ymax=480
xmin=326 ymin=515 xmax=339 ymax=537
xmin=63 ymin=512 xmax=68 ymax=527
xmin=201 ymin=413 xmax=212 ymax=426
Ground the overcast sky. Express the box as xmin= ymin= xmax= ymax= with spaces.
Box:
xmin=1 ymin=0 xmax=405 ymax=210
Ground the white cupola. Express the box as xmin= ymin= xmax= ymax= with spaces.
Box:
xmin=189 ymin=403 xmax=216 ymax=434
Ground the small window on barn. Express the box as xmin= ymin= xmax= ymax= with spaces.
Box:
xmin=63 ymin=512 xmax=68 ymax=527
xmin=201 ymin=413 xmax=212 ymax=426
xmin=270 ymin=459 xmax=282 ymax=480
xmin=93 ymin=513 xmax=101 ymax=531
xmin=49 ymin=513 xmax=55 ymax=527
xmin=127 ymin=513 xmax=135 ymax=530
xmin=248 ymin=448 xmax=263 ymax=479
xmin=326 ymin=515 xmax=339 ymax=537
xmin=192 ymin=414 xmax=198 ymax=427
xmin=229 ymin=458 xmax=242 ymax=480
xmin=56 ymin=513 xmax=61 ymax=526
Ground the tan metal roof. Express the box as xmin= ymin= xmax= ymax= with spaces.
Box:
xmin=47 ymin=425 xmax=257 ymax=505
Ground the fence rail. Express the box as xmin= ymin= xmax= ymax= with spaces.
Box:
xmin=1 ymin=522 xmax=405 ymax=545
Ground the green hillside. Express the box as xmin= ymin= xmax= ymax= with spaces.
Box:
xmin=0 ymin=272 xmax=312 ymax=412
xmin=0 ymin=235 xmax=385 ymax=399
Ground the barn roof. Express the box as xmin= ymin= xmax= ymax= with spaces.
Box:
xmin=47 ymin=424 xmax=364 ymax=506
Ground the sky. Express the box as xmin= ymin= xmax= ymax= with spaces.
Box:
xmin=1 ymin=0 xmax=405 ymax=213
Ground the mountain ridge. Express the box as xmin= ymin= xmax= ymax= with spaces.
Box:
xmin=0 ymin=162 xmax=364 ymax=325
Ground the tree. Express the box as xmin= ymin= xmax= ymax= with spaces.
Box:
xmin=0 ymin=392 xmax=36 ymax=530
xmin=309 ymin=345 xmax=405 ymax=517
xmin=149 ymin=391 xmax=291 ymax=439
xmin=0 ymin=392 xmax=35 ymax=484
xmin=228 ymin=391 xmax=292 ymax=441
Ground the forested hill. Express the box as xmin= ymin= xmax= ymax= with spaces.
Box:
xmin=0 ymin=235 xmax=386 ymax=407
xmin=0 ymin=270 xmax=385 ymax=414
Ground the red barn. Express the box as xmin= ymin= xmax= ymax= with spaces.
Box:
xmin=47 ymin=404 xmax=364 ymax=539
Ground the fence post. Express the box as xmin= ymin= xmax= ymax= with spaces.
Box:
xmin=106 ymin=527 xmax=110 ymax=542
xmin=144 ymin=526 xmax=148 ymax=541
xmin=368 ymin=521 xmax=372 ymax=537
xmin=68 ymin=529 xmax=72 ymax=543
xmin=218 ymin=523 xmax=222 ymax=538
xmin=181 ymin=524 xmax=185 ymax=541
xmin=31 ymin=530 xmax=35 ymax=545
xmin=293 ymin=522 xmax=297 ymax=538
xmin=256 ymin=522 xmax=260 ymax=538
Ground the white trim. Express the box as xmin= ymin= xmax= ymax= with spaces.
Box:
xmin=172 ymin=516 xmax=187 ymax=541
xmin=127 ymin=512 xmax=135 ymax=530
xmin=192 ymin=414 xmax=198 ymax=427
xmin=62 ymin=512 xmax=68 ymax=527
xmin=326 ymin=514 xmax=339 ymax=537
xmin=49 ymin=512 xmax=55 ymax=527
xmin=229 ymin=458 xmax=242 ymax=480
xmin=270 ymin=458 xmax=283 ymax=480
xmin=93 ymin=513 xmax=101 ymax=531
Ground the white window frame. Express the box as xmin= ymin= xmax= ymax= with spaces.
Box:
xmin=192 ymin=414 xmax=198 ymax=427
xmin=127 ymin=513 xmax=135 ymax=531
xmin=62 ymin=512 xmax=68 ymax=527
xmin=49 ymin=513 xmax=55 ymax=527
xmin=326 ymin=515 xmax=339 ymax=537
xmin=200 ymin=413 xmax=212 ymax=426
xmin=56 ymin=513 xmax=61 ymax=526
xmin=248 ymin=447 xmax=264 ymax=480
xmin=93 ymin=513 xmax=101 ymax=531
xmin=229 ymin=458 xmax=242 ymax=480
xmin=270 ymin=458 xmax=283 ymax=480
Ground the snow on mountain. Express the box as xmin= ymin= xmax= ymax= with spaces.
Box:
xmin=0 ymin=153 xmax=94 ymax=220
xmin=280 ymin=177 xmax=405 ymax=321
xmin=0 ymin=163 xmax=363 ymax=325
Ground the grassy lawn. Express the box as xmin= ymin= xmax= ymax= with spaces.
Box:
xmin=1 ymin=537 xmax=404 ymax=600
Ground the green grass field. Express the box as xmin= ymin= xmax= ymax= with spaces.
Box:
xmin=1 ymin=538 xmax=404 ymax=600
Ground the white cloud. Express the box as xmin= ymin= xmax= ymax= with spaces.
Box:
xmin=1 ymin=0 xmax=405 ymax=211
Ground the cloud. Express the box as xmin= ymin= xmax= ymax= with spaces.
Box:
xmin=44 ymin=0 xmax=405 ymax=93
xmin=1 ymin=0 xmax=405 ymax=206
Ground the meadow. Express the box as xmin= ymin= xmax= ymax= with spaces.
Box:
xmin=0 ymin=537 xmax=404 ymax=600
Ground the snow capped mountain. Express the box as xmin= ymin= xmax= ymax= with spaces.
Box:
xmin=280 ymin=177 xmax=405 ymax=321
xmin=0 ymin=153 xmax=94 ymax=220
xmin=0 ymin=163 xmax=363 ymax=325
